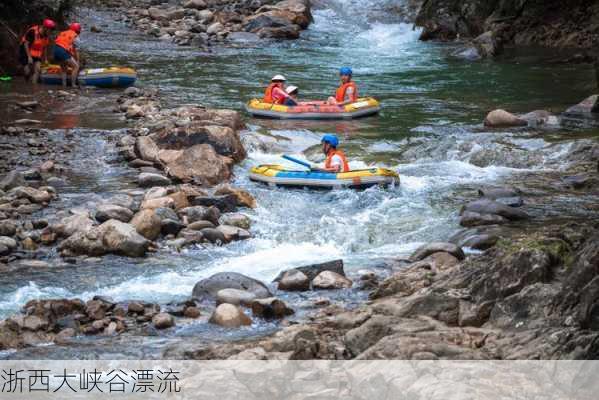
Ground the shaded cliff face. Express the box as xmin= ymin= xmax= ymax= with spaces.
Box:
xmin=415 ymin=0 xmax=599 ymax=50
xmin=0 ymin=0 xmax=75 ymax=74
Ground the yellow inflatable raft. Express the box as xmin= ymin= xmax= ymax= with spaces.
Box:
xmin=249 ymin=165 xmax=399 ymax=190
xmin=245 ymin=97 xmax=381 ymax=120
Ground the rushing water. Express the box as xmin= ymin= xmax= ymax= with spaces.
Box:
xmin=1 ymin=0 xmax=598 ymax=357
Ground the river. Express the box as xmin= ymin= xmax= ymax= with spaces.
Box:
xmin=0 ymin=0 xmax=597 ymax=358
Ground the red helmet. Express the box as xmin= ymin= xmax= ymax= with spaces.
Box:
xmin=69 ymin=22 xmax=81 ymax=33
xmin=43 ymin=19 xmax=56 ymax=29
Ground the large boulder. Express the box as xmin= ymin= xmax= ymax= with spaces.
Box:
xmin=209 ymin=303 xmax=252 ymax=328
xmin=164 ymin=144 xmax=233 ymax=186
xmin=484 ymin=109 xmax=528 ymax=128
xmin=130 ymin=209 xmax=162 ymax=240
xmin=151 ymin=124 xmax=245 ymax=162
xmin=192 ymin=272 xmax=272 ymax=301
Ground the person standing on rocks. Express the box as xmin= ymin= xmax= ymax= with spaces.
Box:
xmin=263 ymin=75 xmax=297 ymax=106
xmin=19 ymin=19 xmax=56 ymax=84
xmin=53 ymin=22 xmax=82 ymax=88
xmin=327 ymin=67 xmax=358 ymax=105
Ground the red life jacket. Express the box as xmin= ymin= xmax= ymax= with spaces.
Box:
xmin=325 ymin=149 xmax=350 ymax=172
xmin=335 ymin=81 xmax=358 ymax=103
xmin=55 ymin=29 xmax=78 ymax=55
xmin=263 ymin=83 xmax=286 ymax=104
xmin=21 ymin=25 xmax=49 ymax=58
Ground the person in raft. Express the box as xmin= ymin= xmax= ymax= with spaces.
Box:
xmin=286 ymin=85 xmax=299 ymax=102
xmin=53 ymin=23 xmax=82 ymax=87
xmin=19 ymin=19 xmax=56 ymax=84
xmin=327 ymin=67 xmax=358 ymax=106
xmin=313 ymin=134 xmax=350 ymax=173
xmin=263 ymin=75 xmax=298 ymax=106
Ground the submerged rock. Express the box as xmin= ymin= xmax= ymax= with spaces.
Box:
xmin=462 ymin=199 xmax=529 ymax=220
xmin=251 ymin=298 xmax=294 ymax=319
xmin=273 ymin=259 xmax=345 ymax=283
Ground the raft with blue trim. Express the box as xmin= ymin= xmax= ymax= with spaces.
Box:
xmin=249 ymin=165 xmax=399 ymax=189
xmin=245 ymin=97 xmax=381 ymax=120
xmin=40 ymin=65 xmax=137 ymax=88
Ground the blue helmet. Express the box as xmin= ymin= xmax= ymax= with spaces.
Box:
xmin=339 ymin=67 xmax=352 ymax=76
xmin=321 ymin=134 xmax=339 ymax=148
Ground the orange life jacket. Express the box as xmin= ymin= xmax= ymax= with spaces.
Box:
xmin=263 ymin=83 xmax=286 ymax=104
xmin=325 ymin=149 xmax=350 ymax=172
xmin=20 ymin=25 xmax=49 ymax=58
xmin=55 ymin=29 xmax=78 ymax=55
xmin=335 ymin=81 xmax=357 ymax=103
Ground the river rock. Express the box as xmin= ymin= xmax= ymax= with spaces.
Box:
xmin=251 ymin=297 xmax=294 ymax=319
xmin=0 ymin=236 xmax=17 ymax=251
xmin=187 ymin=220 xmax=215 ymax=230
xmin=216 ymin=225 xmax=251 ymax=242
xmin=164 ymin=144 xmax=232 ymax=186
xmin=184 ymin=306 xmax=201 ymax=318
xmin=214 ymin=185 xmax=257 ymax=208
xmin=10 ymin=186 xmax=52 ymax=204
xmin=206 ymin=22 xmax=224 ymax=35
xmin=411 ymin=242 xmax=465 ymax=261
xmin=313 ymin=271 xmax=352 ymax=289
xmin=95 ymin=204 xmax=134 ymax=223
xmin=459 ymin=234 xmax=499 ymax=250
xmin=141 ymin=196 xmax=175 ymax=210
xmin=216 ymin=288 xmax=257 ymax=306
xmin=56 ymin=214 xmax=95 ymax=238
xmin=0 ymin=221 xmax=17 ymax=237
xmin=136 ymin=137 xmax=160 ymax=163
xmin=460 ymin=211 xmax=507 ymax=227
xmin=273 ymin=259 xmax=346 ymax=283
xmin=219 ymin=213 xmax=250 ymax=229
xmin=483 ymin=109 xmax=528 ymax=128
xmin=564 ymin=95 xmax=599 ymax=118
xmin=192 ymin=271 xmax=272 ymax=301
xmin=521 ymin=110 xmax=559 ymax=126
xmin=192 ymin=195 xmax=237 ymax=212
xmin=179 ymin=206 xmax=220 ymax=225
xmin=277 ymin=269 xmax=310 ymax=291
xmin=130 ymin=209 xmax=162 ymax=240
xmin=462 ymin=199 xmax=529 ymax=220
xmin=0 ymin=171 xmax=25 ymax=191
xmin=200 ymin=228 xmax=226 ymax=244
xmin=148 ymin=7 xmax=168 ymax=21
xmin=152 ymin=313 xmax=175 ymax=329
xmin=209 ymin=304 xmax=252 ymax=328
xmin=478 ymin=187 xmax=520 ymax=200
xmin=177 ymin=228 xmax=204 ymax=244
xmin=151 ymin=123 xmax=246 ymax=162
xmin=184 ymin=0 xmax=206 ymax=10
xmin=138 ymin=173 xmax=172 ymax=187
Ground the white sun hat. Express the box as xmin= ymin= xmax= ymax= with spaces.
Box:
xmin=286 ymin=85 xmax=298 ymax=94
xmin=271 ymin=74 xmax=286 ymax=81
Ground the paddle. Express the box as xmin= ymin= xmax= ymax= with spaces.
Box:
xmin=282 ymin=155 xmax=327 ymax=172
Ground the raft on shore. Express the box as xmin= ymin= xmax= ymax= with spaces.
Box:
xmin=249 ymin=164 xmax=399 ymax=190
xmin=245 ymin=97 xmax=381 ymax=120
xmin=40 ymin=65 xmax=137 ymax=88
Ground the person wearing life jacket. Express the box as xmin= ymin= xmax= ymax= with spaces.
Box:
xmin=263 ymin=75 xmax=297 ymax=106
xmin=327 ymin=67 xmax=358 ymax=106
xmin=53 ymin=23 xmax=82 ymax=87
xmin=316 ymin=134 xmax=350 ymax=173
xmin=19 ymin=19 xmax=56 ymax=83
xmin=286 ymin=85 xmax=299 ymax=103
